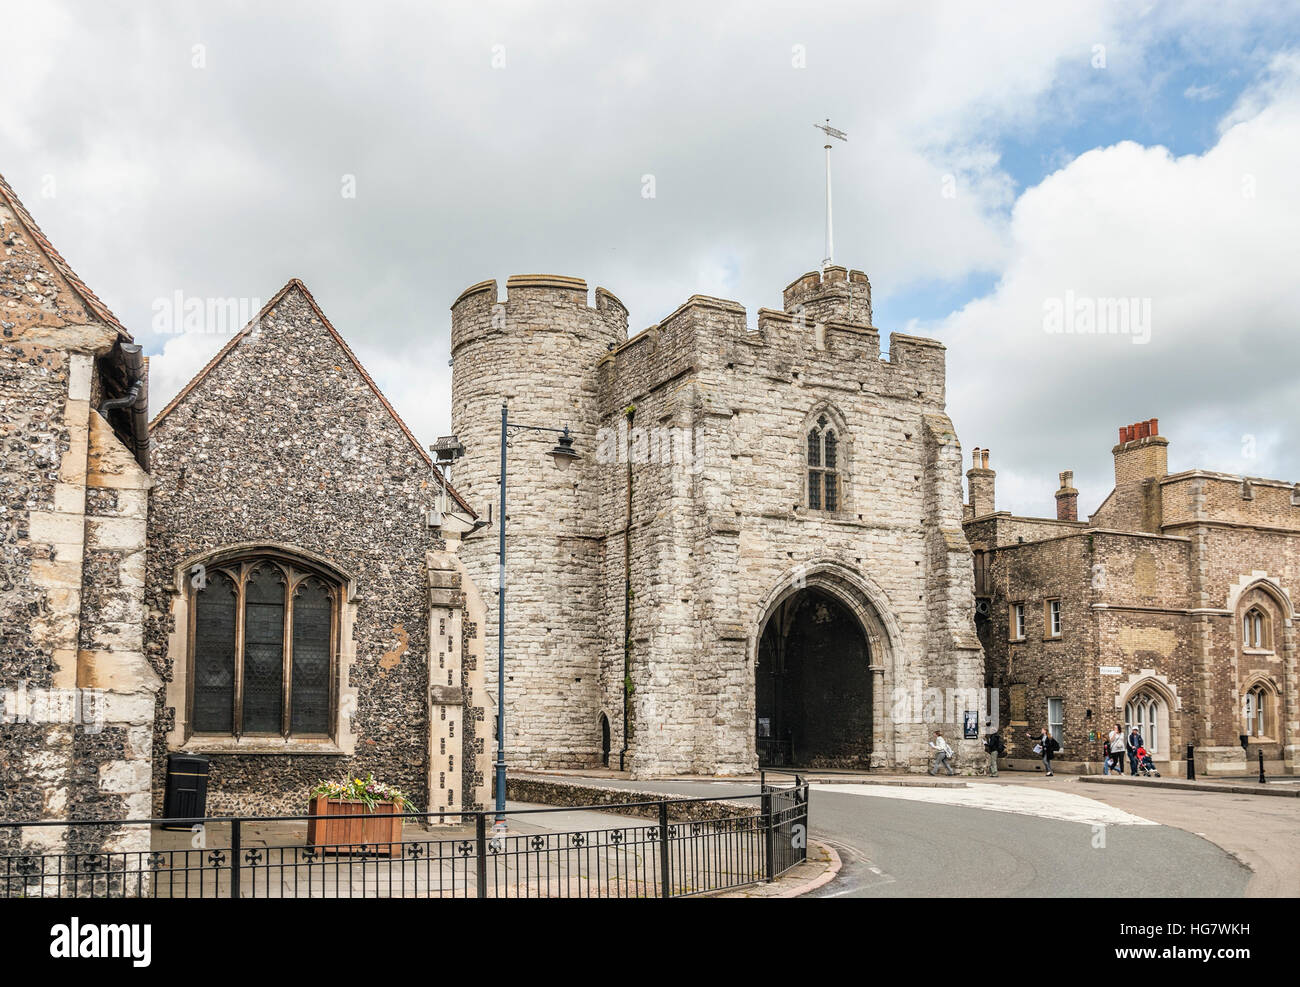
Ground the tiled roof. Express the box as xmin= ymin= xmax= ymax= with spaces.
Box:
xmin=149 ymin=278 xmax=475 ymax=517
xmin=0 ymin=171 xmax=132 ymax=339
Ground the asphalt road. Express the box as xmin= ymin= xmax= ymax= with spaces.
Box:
xmin=522 ymin=775 xmax=1252 ymax=897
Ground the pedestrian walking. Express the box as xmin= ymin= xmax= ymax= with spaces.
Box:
xmin=1106 ymin=723 xmax=1126 ymax=776
xmin=1126 ymin=725 xmax=1144 ymax=776
xmin=983 ymin=723 xmax=1004 ymax=777
xmin=1027 ymin=726 xmax=1058 ymax=776
xmin=928 ymin=729 xmax=955 ymax=776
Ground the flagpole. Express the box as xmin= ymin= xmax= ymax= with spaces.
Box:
xmin=824 ymin=141 xmax=833 ymax=267
xmin=813 ymin=119 xmax=847 ymax=271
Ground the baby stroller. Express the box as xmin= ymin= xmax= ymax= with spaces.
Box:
xmin=1135 ymin=746 xmax=1160 ymax=777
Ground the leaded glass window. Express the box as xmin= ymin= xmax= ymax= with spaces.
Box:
xmin=807 ymin=414 xmax=840 ymax=511
xmin=188 ymin=555 xmax=339 ymax=740
xmin=243 ymin=564 xmax=285 ymax=734
xmin=1125 ymin=690 xmax=1161 ymax=754
xmin=192 ymin=572 xmax=237 ymax=733
xmin=291 ymin=578 xmax=333 ymax=734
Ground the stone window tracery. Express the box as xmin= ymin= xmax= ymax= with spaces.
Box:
xmin=1243 ymin=683 xmax=1275 ymax=739
xmin=189 ymin=554 xmax=338 ymax=739
xmin=1242 ymin=606 xmax=1272 ymax=652
xmin=1124 ymin=689 xmax=1163 ymax=755
xmin=807 ymin=414 xmax=840 ymax=511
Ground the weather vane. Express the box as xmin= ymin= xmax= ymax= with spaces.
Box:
xmin=814 ymin=119 xmax=847 ymax=269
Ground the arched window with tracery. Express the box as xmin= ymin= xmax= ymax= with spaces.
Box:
xmin=1124 ymin=689 xmax=1164 ymax=754
xmin=189 ymin=554 xmax=339 ymax=739
xmin=1244 ymin=683 xmax=1274 ymax=739
xmin=1242 ymin=606 xmax=1272 ymax=651
xmin=807 ymin=414 xmax=840 ymax=511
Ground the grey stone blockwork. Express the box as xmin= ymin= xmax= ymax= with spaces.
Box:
xmin=450 ymin=266 xmax=986 ymax=777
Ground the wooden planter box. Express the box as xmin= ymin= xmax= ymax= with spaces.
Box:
xmin=306 ymin=796 xmax=404 ymax=856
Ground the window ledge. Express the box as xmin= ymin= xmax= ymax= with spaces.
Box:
xmin=179 ymin=737 xmax=345 ymax=756
xmin=1242 ymin=648 xmax=1275 ymax=656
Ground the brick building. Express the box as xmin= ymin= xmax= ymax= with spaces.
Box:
xmin=965 ymin=420 xmax=1300 ymax=776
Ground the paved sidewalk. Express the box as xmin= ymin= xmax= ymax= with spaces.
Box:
xmin=1078 ymin=775 xmax=1299 ymax=797
xmin=136 ymin=800 xmax=775 ymax=898
xmin=707 ymin=840 xmax=840 ymax=898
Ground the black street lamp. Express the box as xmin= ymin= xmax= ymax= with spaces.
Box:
xmin=494 ymin=401 xmax=579 ymax=835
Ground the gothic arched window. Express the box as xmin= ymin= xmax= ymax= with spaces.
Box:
xmin=189 ymin=554 xmax=339 ymax=739
xmin=1124 ymin=689 xmax=1164 ymax=754
xmin=1244 ymin=683 xmax=1274 ymax=739
xmin=807 ymin=414 xmax=840 ymax=511
xmin=1242 ymin=606 xmax=1271 ymax=651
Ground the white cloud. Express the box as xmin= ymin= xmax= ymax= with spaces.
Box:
xmin=1184 ymin=83 xmax=1222 ymax=101
xmin=938 ymin=53 xmax=1300 ymax=517
xmin=1 ymin=0 xmax=1297 ymax=499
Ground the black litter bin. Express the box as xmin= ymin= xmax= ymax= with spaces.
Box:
xmin=162 ymin=753 xmax=211 ymax=830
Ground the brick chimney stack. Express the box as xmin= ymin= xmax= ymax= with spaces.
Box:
xmin=1055 ymin=470 xmax=1079 ymax=521
xmin=967 ymin=447 xmax=996 ymax=518
xmin=1111 ymin=417 xmax=1168 ymax=531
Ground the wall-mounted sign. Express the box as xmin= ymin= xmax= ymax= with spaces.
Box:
xmin=963 ymin=711 xmax=978 ymax=739
xmin=1099 ymin=665 xmax=1123 ymax=676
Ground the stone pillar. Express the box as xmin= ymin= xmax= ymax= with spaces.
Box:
xmin=75 ymin=410 xmax=158 ymax=850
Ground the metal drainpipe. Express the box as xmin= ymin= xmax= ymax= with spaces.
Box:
xmin=97 ymin=342 xmax=150 ymax=470
xmin=619 ymin=406 xmax=634 ymax=771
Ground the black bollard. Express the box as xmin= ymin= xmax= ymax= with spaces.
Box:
xmin=1259 ymin=748 xmax=1266 ymax=784
xmin=1186 ymin=743 xmax=1196 ymax=781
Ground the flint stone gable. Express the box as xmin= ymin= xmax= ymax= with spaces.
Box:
xmin=146 ymin=281 xmax=487 ymax=815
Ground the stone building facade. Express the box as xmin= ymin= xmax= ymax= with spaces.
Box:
xmin=2 ymin=159 xmax=992 ymax=843
xmin=147 ymin=280 xmax=490 ymax=816
xmin=449 ymin=266 xmax=986 ymax=777
xmin=965 ymin=420 xmax=1300 ymax=776
xmin=0 ymin=173 xmax=155 ymax=855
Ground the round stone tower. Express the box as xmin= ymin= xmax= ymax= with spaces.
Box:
xmin=450 ymin=275 xmax=627 ymax=770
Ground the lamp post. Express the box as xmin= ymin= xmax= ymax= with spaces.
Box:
xmin=494 ymin=401 xmax=579 ymax=835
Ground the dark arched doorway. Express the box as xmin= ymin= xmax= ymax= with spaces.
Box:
xmin=599 ymin=713 xmax=611 ymax=767
xmin=755 ymin=587 xmax=872 ymax=768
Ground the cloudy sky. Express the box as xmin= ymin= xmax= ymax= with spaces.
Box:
xmin=3 ymin=0 xmax=1298 ymax=516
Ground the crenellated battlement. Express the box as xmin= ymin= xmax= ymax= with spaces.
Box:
xmin=450 ymin=274 xmax=629 ymax=355
xmin=782 ymin=265 xmax=873 ymax=327
xmin=596 ymin=272 xmax=944 ymax=413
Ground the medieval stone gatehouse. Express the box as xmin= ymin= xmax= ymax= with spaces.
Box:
xmin=448 ymin=266 xmax=986 ymax=776
xmin=965 ymin=420 xmax=1300 ymax=776
xmin=147 ymin=280 xmax=490 ymax=815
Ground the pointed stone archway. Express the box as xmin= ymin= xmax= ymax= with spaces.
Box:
xmin=749 ymin=562 xmax=900 ymax=770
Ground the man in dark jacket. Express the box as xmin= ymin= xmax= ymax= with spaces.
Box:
xmin=1126 ymin=727 xmax=1144 ymax=776
xmin=1026 ymin=727 xmax=1057 ymax=776
xmin=984 ymin=724 xmax=1005 ymax=777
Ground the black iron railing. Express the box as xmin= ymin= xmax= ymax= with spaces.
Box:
xmin=0 ymin=780 xmax=809 ymax=899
